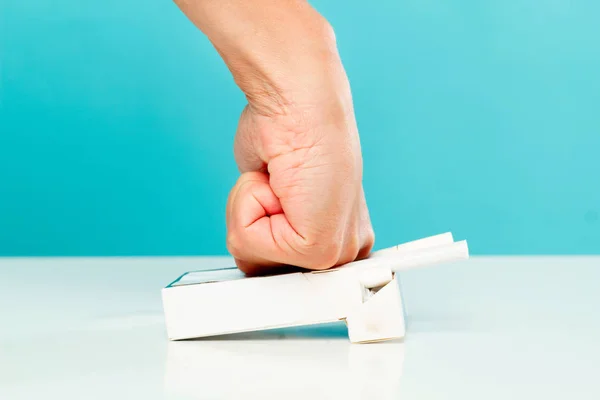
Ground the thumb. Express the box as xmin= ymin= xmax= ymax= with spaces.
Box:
xmin=226 ymin=172 xmax=293 ymax=274
xmin=227 ymin=171 xmax=343 ymax=275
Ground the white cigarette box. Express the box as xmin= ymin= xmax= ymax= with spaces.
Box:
xmin=162 ymin=233 xmax=468 ymax=343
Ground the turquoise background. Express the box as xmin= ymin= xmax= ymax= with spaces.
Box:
xmin=1 ymin=1 xmax=598 ymax=256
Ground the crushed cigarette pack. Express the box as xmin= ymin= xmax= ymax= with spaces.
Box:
xmin=161 ymin=232 xmax=469 ymax=343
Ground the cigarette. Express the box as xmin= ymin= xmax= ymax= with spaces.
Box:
xmin=369 ymin=232 xmax=454 ymax=258
xmin=386 ymin=240 xmax=469 ymax=272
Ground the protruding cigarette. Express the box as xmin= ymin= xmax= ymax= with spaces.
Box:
xmin=369 ymin=232 xmax=454 ymax=258
xmin=387 ymin=240 xmax=469 ymax=272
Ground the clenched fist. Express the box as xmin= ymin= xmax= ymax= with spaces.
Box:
xmin=174 ymin=0 xmax=375 ymax=274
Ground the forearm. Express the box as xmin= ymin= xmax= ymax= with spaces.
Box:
xmin=173 ymin=0 xmax=351 ymax=117
xmin=175 ymin=2 xmax=373 ymax=272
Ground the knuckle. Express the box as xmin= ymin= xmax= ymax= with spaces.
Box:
xmin=226 ymin=231 xmax=244 ymax=259
xmin=364 ymin=227 xmax=375 ymax=251
xmin=357 ymin=226 xmax=376 ymax=259
xmin=346 ymin=234 xmax=361 ymax=262
xmin=297 ymin=235 xmax=343 ymax=270
xmin=234 ymin=259 xmax=255 ymax=276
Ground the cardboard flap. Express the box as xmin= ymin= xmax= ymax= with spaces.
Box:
xmin=345 ymin=276 xmax=406 ymax=344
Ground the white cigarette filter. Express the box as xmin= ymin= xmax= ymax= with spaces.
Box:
xmin=344 ymin=235 xmax=468 ymax=273
xmin=162 ymin=232 xmax=470 ymax=343
xmin=386 ymin=240 xmax=469 ymax=272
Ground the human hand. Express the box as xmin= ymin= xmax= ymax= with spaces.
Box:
xmin=174 ymin=0 xmax=374 ymax=274
xmin=227 ymin=94 xmax=374 ymax=275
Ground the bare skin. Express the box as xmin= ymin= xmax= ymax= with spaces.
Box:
xmin=174 ymin=0 xmax=375 ymax=275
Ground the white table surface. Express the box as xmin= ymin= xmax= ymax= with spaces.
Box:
xmin=1 ymin=256 xmax=599 ymax=399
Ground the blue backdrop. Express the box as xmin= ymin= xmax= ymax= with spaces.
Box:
xmin=1 ymin=1 xmax=598 ymax=256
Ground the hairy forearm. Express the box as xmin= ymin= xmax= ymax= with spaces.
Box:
xmin=173 ymin=0 xmax=351 ymax=116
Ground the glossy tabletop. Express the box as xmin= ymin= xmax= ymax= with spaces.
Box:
xmin=1 ymin=256 xmax=599 ymax=399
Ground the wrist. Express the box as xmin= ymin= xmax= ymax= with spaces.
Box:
xmin=175 ymin=0 xmax=350 ymax=116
